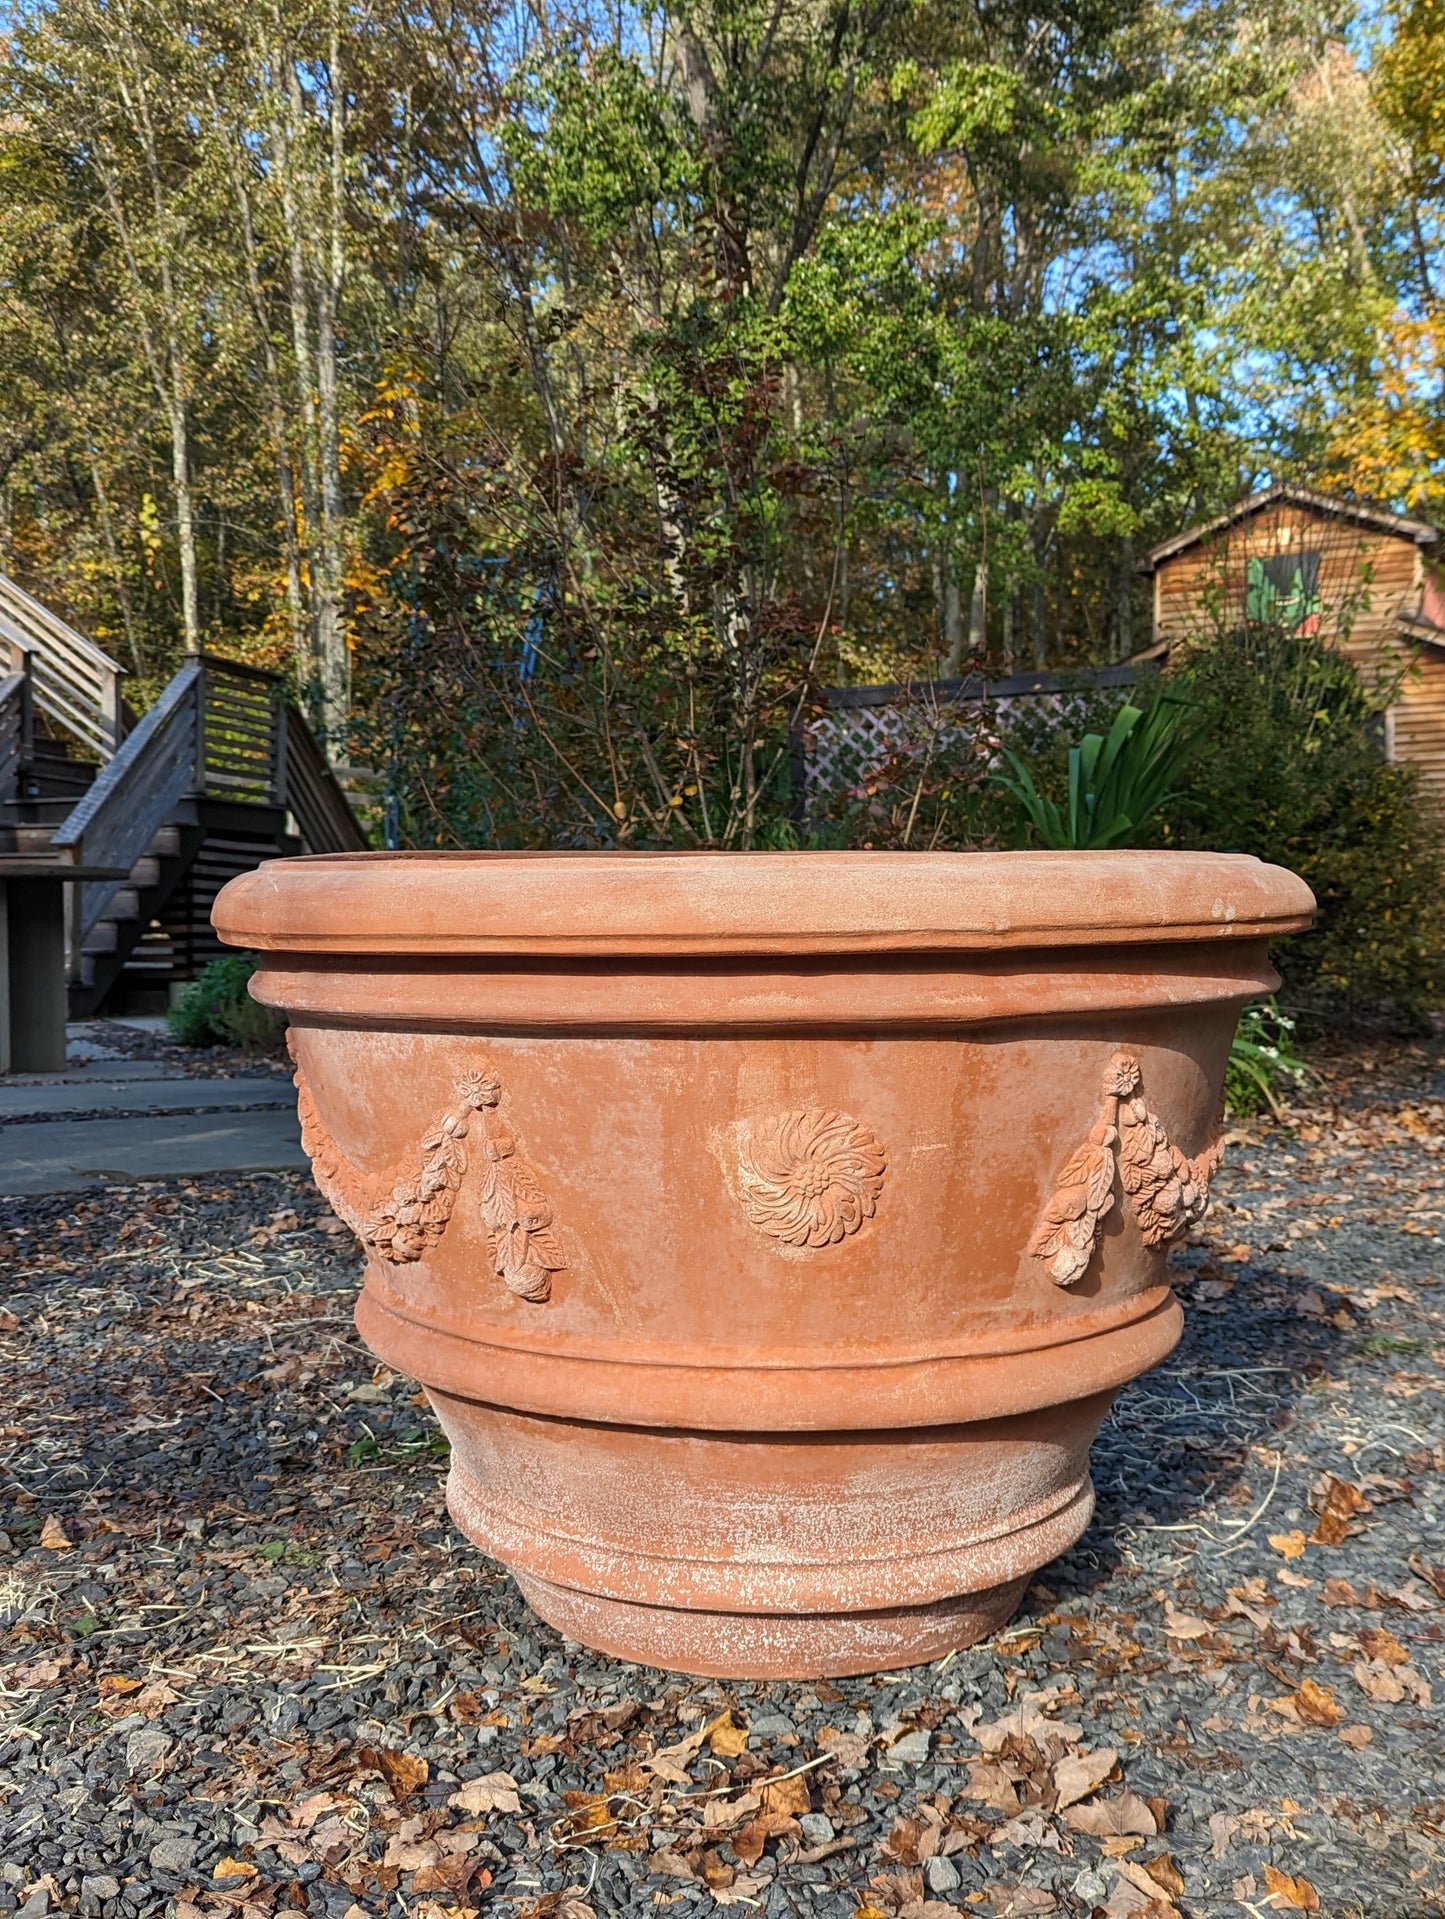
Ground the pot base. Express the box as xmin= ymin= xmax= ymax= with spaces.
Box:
xmin=513 ymin=1569 xmax=1032 ymax=1679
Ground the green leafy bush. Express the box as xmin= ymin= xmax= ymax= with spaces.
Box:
xmin=1162 ymin=627 xmax=1445 ymax=1031
xmin=167 ymin=954 xmax=286 ymax=1053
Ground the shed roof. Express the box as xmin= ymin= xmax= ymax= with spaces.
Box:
xmin=1141 ymin=484 xmax=1439 ymax=574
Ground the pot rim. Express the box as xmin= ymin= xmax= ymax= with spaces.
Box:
xmin=215 ymin=848 xmax=1314 ymax=958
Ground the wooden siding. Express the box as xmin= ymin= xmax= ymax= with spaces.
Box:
xmin=1151 ymin=498 xmax=1445 ymax=813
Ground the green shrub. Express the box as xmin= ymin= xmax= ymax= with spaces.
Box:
xmin=1162 ymin=627 xmax=1445 ymax=1031
xmin=168 ymin=954 xmax=286 ymax=1053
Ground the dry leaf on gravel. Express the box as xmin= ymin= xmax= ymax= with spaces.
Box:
xmin=1261 ymin=1863 xmax=1321 ymax=1909
xmin=1141 ymin=1854 xmax=1185 ymax=1897
xmin=449 ymin=1771 xmax=522 ymax=1815
xmin=732 ymin=1811 xmax=801 ymax=1865
xmin=1051 ymin=1746 xmax=1119 ymax=1808
xmin=1355 ymin=1658 xmax=1432 ymax=1705
xmin=213 ymin=1858 xmax=258 ymax=1883
xmin=1353 ymin=1658 xmax=1406 ymax=1703
xmin=1407 ymin=1552 xmax=1445 ymax=1599
xmin=706 ymin=1710 xmax=750 ymax=1758
xmin=1268 ymin=1530 xmax=1308 ymax=1559
xmin=11 ymin=1660 xmax=62 ymax=1689
xmin=1162 ymin=1603 xmax=1211 ymax=1640
xmin=1112 ymin=1857 xmax=1179 ymax=1910
xmin=519 ymin=1891 xmax=595 ymax=1919
xmin=1359 ymin=1625 xmax=1409 ymax=1664
xmin=1311 ymin=1475 xmax=1370 ymax=1546
xmin=711 ymin=1870 xmax=774 ymax=1908
xmin=357 ymin=1746 xmax=428 ymax=1799
xmin=880 ymin=1808 xmax=943 ymax=1866
xmin=1282 ymin=1679 xmax=1343 ymax=1727
xmin=1208 ymin=1812 xmax=1238 ymax=1856
xmin=759 ymin=1772 xmax=811 ymax=1817
xmin=989 ymin=1891 xmax=1058 ymax=1915
xmin=814 ymin=1726 xmax=869 ymax=1771
xmin=1338 ymin=1723 xmax=1374 ymax=1748
xmin=967 ymin=1689 xmax=1082 ymax=1754
xmin=38 ymin=1515 xmax=70 ymax=1550
xmin=961 ymin=1761 xmax=1021 ymax=1814
xmin=644 ymin=1723 xmax=712 ymax=1783
xmin=649 ymin=1848 xmax=697 ymax=1880
xmin=1062 ymin=1790 xmax=1158 ymax=1837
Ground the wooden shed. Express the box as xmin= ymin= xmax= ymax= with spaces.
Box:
xmin=1139 ymin=484 xmax=1445 ymax=804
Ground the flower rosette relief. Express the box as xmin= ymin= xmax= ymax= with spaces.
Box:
xmin=738 ymin=1108 xmax=888 ymax=1247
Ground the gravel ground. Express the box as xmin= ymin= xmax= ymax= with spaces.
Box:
xmin=1 ymin=1046 xmax=1443 ymax=1919
xmin=59 ymin=1021 xmax=290 ymax=1083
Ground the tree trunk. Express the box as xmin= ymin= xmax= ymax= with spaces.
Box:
xmin=967 ymin=559 xmax=988 ymax=665
xmin=1032 ymin=579 xmax=1047 ymax=670
xmin=943 ymin=573 xmax=964 ymax=677
xmin=1114 ymin=534 xmax=1134 ymax=662
xmin=279 ymin=51 xmax=325 ymax=706
xmin=214 ymin=88 xmax=306 ymax=664
xmin=314 ymin=6 xmax=349 ymax=751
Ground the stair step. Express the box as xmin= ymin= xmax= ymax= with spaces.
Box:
xmin=106 ymin=887 xmax=139 ymax=922
xmin=82 ymin=921 xmax=118 ymax=955
xmin=149 ymin=825 xmax=182 ymax=858
xmin=128 ymin=855 xmax=160 ymax=888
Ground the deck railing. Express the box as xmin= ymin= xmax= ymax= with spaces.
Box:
xmin=0 ymin=573 xmax=124 ymax=761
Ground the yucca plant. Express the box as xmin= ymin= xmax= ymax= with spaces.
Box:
xmin=993 ymin=694 xmax=1197 ymax=849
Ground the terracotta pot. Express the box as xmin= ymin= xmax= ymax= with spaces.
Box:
xmin=214 ymin=850 xmax=1312 ymax=1678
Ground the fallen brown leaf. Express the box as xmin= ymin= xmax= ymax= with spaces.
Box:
xmin=358 ymin=1746 xmax=429 ymax=1799
xmin=1261 ymin=1863 xmax=1320 ymax=1910
xmin=1338 ymin=1724 xmax=1373 ymax=1749
xmin=1142 ymin=1854 xmax=1185 ymax=1897
xmin=12 ymin=1660 xmax=61 ymax=1689
xmin=1268 ymin=1530 xmax=1307 ymax=1560
xmin=960 ymin=1760 xmax=1021 ymax=1814
xmin=643 ymin=1722 xmax=711 ymax=1783
xmin=1358 ymin=1625 xmax=1408 ymax=1665
xmin=759 ymin=1771 xmax=810 ymax=1818
xmin=1310 ymin=1475 xmax=1369 ymax=1547
xmin=706 ymin=1709 xmax=750 ymax=1759
xmin=1062 ymin=1790 xmax=1158 ymax=1838
xmin=1352 ymin=1659 xmax=1405 ymax=1703
xmin=449 ymin=1771 xmax=521 ymax=1815
xmin=1407 ymin=1552 xmax=1445 ymax=1600
xmin=213 ymin=1859 xmax=258 ymax=1884
xmin=1162 ymin=1603 xmax=1211 ymax=1641
xmin=730 ymin=1811 xmax=799 ymax=1865
xmin=1051 ymin=1746 xmax=1119 ymax=1809
xmin=1291 ymin=1679 xmax=1343 ymax=1727
xmin=814 ymin=1726 xmax=869 ymax=1770
xmin=39 ymin=1515 xmax=71 ymax=1550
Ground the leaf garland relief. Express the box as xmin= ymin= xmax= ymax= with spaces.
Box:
xmin=1030 ymin=1051 xmax=1223 ymax=1287
xmin=288 ymin=1036 xmax=567 ymax=1301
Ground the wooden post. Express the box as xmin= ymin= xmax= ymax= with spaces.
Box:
xmin=273 ymin=692 xmax=289 ymax=813
xmin=6 ymin=877 xmax=68 ymax=1072
xmin=193 ymin=659 xmax=208 ymax=794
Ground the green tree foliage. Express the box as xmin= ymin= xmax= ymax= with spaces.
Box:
xmin=0 ymin=0 xmax=1442 ymax=852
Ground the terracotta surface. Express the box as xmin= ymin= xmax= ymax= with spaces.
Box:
xmin=213 ymin=850 xmax=1314 ymax=1677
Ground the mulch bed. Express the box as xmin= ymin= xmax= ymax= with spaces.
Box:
xmin=1 ymin=1047 xmax=1443 ymax=1919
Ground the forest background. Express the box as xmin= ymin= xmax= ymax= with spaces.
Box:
xmin=2 ymin=0 xmax=1444 ymax=858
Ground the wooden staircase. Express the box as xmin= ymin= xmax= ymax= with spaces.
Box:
xmin=0 ymin=571 xmax=367 ymax=1037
